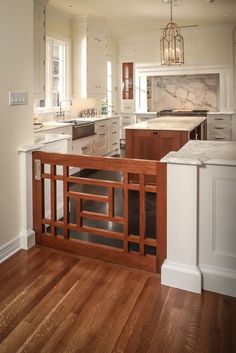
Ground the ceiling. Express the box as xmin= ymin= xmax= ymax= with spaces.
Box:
xmin=49 ymin=0 xmax=236 ymax=36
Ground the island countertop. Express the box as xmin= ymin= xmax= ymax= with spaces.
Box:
xmin=161 ymin=140 xmax=236 ymax=166
xmin=125 ymin=116 xmax=206 ymax=132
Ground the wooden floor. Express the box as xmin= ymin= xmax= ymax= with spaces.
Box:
xmin=0 ymin=247 xmax=235 ymax=353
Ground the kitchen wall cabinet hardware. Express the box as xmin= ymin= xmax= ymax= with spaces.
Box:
xmin=33 ymin=0 xmax=46 ymax=100
xmin=73 ymin=16 xmax=107 ymax=98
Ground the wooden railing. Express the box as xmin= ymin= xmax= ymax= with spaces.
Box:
xmin=32 ymin=151 xmax=167 ymax=272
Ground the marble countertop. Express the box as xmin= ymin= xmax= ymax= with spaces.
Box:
xmin=207 ymin=111 xmax=235 ymax=115
xmin=34 ymin=114 xmax=120 ymax=132
xmin=18 ymin=133 xmax=71 ymax=153
xmin=134 ymin=112 xmax=157 ymax=115
xmin=161 ymin=140 xmax=236 ymax=166
xmin=125 ymin=116 xmax=206 ymax=132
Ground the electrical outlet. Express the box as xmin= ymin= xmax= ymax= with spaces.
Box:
xmin=9 ymin=91 xmax=28 ymax=106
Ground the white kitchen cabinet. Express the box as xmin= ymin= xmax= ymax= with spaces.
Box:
xmin=33 ymin=0 xmax=46 ymax=100
xmin=119 ymin=113 xmax=136 ymax=140
xmin=73 ymin=16 xmax=107 ymax=98
xmin=207 ymin=113 xmax=234 ymax=141
xmin=87 ymin=46 xmax=106 ymax=96
xmin=109 ymin=117 xmax=120 ymax=154
xmin=71 ymin=136 xmax=94 ymax=156
xmin=94 ymin=120 xmax=109 ymax=155
xmin=87 ymin=26 xmax=107 ymax=50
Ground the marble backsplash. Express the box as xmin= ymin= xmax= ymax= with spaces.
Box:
xmin=148 ymin=74 xmax=219 ymax=112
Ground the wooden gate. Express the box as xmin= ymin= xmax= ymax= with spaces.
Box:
xmin=32 ymin=151 xmax=167 ymax=272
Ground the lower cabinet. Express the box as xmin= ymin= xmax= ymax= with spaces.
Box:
xmin=207 ymin=113 xmax=236 ymax=141
xmin=72 ymin=136 xmax=94 ymax=155
xmin=109 ymin=117 xmax=120 ymax=154
xmin=120 ymin=113 xmax=136 ymax=140
xmin=126 ymin=129 xmax=189 ymax=162
xmin=94 ymin=120 xmax=109 ymax=155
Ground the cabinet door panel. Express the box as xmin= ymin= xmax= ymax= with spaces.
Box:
xmin=126 ymin=130 xmax=188 ymax=161
xmin=87 ymin=46 xmax=106 ymax=96
xmin=87 ymin=27 xmax=107 ymax=50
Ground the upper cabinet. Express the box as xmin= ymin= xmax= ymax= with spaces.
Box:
xmin=72 ymin=16 xmax=107 ymax=98
xmin=33 ymin=0 xmax=47 ymax=100
xmin=122 ymin=62 xmax=133 ymax=100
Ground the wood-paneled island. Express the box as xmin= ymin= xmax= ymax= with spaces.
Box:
xmin=125 ymin=116 xmax=207 ymax=161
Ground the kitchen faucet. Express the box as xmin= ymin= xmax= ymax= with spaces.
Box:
xmin=56 ymin=99 xmax=72 ymax=119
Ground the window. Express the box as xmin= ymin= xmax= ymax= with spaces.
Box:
xmin=37 ymin=37 xmax=70 ymax=110
xmin=107 ymin=60 xmax=112 ymax=114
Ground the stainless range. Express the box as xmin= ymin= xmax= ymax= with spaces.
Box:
xmin=157 ymin=109 xmax=208 ymax=117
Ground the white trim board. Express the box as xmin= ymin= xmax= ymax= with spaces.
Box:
xmin=0 ymin=236 xmax=22 ymax=264
xmin=0 ymin=229 xmax=35 ymax=264
xmin=200 ymin=265 xmax=236 ymax=298
xmin=161 ymin=260 xmax=202 ymax=294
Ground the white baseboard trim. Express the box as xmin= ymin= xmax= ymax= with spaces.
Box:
xmin=0 ymin=236 xmax=21 ymax=264
xmin=20 ymin=229 xmax=35 ymax=250
xmin=161 ymin=260 xmax=202 ymax=294
xmin=200 ymin=265 xmax=236 ymax=298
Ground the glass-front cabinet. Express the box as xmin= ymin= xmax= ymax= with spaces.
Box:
xmin=122 ymin=62 xmax=133 ymax=100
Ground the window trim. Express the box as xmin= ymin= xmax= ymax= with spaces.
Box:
xmin=35 ymin=36 xmax=71 ymax=113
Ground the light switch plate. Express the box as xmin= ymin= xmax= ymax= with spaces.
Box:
xmin=9 ymin=91 xmax=28 ymax=106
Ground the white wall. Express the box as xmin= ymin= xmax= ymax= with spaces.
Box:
xmin=118 ymin=24 xmax=234 ymax=66
xmin=0 ymin=0 xmax=34 ymax=248
xmin=118 ymin=24 xmax=235 ymax=112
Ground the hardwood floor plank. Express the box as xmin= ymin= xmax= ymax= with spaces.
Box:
xmin=37 ymin=267 xmax=135 ymax=353
xmin=0 ymin=259 xmax=99 ymax=353
xmin=112 ymin=277 xmax=169 ymax=353
xmin=0 ymin=255 xmax=77 ymax=345
xmin=14 ymin=264 xmax=117 ymax=353
xmin=0 ymin=247 xmax=235 ymax=353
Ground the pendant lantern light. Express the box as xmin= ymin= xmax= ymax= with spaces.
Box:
xmin=160 ymin=0 xmax=184 ymax=65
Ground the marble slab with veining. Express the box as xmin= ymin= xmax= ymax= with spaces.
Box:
xmin=125 ymin=116 xmax=206 ymax=132
xmin=161 ymin=140 xmax=236 ymax=166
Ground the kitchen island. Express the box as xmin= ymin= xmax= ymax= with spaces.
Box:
xmin=125 ymin=116 xmax=207 ymax=161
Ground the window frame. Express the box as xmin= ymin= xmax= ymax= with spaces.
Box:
xmin=36 ymin=36 xmax=71 ymax=113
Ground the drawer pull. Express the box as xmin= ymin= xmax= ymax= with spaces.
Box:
xmin=112 ymin=131 xmax=117 ymax=134
xmin=215 ymin=137 xmax=225 ymax=140
xmin=82 ymin=146 xmax=88 ymax=151
xmin=99 ymin=124 xmax=105 ymax=128
xmin=215 ymin=118 xmax=224 ymax=121
xmin=152 ymin=131 xmax=159 ymax=135
xmin=112 ymin=143 xmax=117 ymax=146
xmin=99 ymin=133 xmax=106 ymax=136
xmin=112 ymin=122 xmax=117 ymax=125
xmin=214 ymin=127 xmax=225 ymax=130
